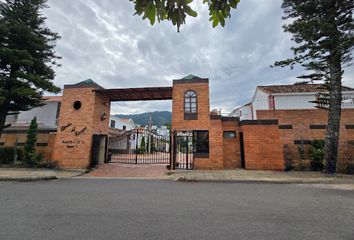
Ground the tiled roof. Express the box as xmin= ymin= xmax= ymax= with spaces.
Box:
xmin=257 ymin=84 xmax=354 ymax=94
xmin=121 ymin=119 xmax=130 ymax=122
xmin=43 ymin=96 xmax=62 ymax=102
xmin=76 ymin=79 xmax=97 ymax=85
xmin=182 ymin=74 xmax=201 ymax=79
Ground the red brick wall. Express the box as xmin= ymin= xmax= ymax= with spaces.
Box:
xmin=241 ymin=123 xmax=284 ymax=170
xmin=0 ymin=132 xmax=56 ymax=160
xmin=257 ymin=109 xmax=354 ymax=169
xmin=52 ymin=85 xmax=110 ymax=169
xmin=222 ymin=120 xmax=241 ymax=169
xmin=206 ymin=118 xmax=223 ymax=170
xmin=171 ymin=79 xmax=285 ymax=171
xmin=172 ymin=81 xmax=210 ymax=131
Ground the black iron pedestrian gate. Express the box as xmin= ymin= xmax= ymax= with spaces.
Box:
xmin=108 ymin=129 xmax=170 ymax=164
xmin=173 ymin=134 xmax=193 ymax=170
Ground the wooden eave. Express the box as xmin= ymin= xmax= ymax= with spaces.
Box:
xmin=94 ymin=87 xmax=173 ymax=101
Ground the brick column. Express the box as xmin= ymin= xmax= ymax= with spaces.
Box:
xmin=52 ymin=83 xmax=110 ymax=169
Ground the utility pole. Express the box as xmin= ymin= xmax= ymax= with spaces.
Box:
xmin=148 ymin=112 xmax=152 ymax=154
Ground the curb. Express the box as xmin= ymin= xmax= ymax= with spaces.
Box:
xmin=0 ymin=176 xmax=58 ymax=182
xmin=172 ymin=176 xmax=345 ymax=184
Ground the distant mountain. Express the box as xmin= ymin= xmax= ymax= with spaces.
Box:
xmin=115 ymin=111 xmax=172 ymax=127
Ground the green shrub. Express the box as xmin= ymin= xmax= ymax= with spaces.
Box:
xmin=310 ymin=139 xmax=325 ymax=171
xmin=140 ymin=136 xmax=146 ymax=153
xmin=24 ymin=116 xmax=38 ymax=165
xmin=37 ymin=159 xmax=57 ymax=169
xmin=26 ymin=152 xmax=43 ymax=167
xmin=0 ymin=147 xmax=24 ymax=164
xmin=149 ymin=136 xmax=157 ymax=153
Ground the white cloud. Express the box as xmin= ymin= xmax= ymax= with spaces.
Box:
xmin=42 ymin=0 xmax=354 ymax=114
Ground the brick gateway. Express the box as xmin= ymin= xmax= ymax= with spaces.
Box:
xmin=2 ymin=76 xmax=351 ymax=170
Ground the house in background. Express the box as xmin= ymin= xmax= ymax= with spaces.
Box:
xmin=109 ymin=115 xmax=135 ymax=130
xmin=157 ymin=126 xmax=169 ymax=139
xmin=227 ymin=102 xmax=252 ymax=120
xmin=5 ymin=96 xmax=62 ymax=127
xmin=228 ymin=84 xmax=354 ymax=119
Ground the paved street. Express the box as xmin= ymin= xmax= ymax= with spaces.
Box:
xmin=1 ymin=179 xmax=353 ymax=240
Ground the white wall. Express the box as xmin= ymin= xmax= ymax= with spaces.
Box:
xmin=16 ymin=101 xmax=60 ymax=127
xmin=5 ymin=114 xmax=17 ymax=124
xmin=273 ymin=93 xmax=318 ymax=110
xmin=251 ymin=89 xmax=269 ymax=120
xmin=227 ymin=105 xmax=252 ymax=120
xmin=109 ymin=115 xmax=134 ymax=130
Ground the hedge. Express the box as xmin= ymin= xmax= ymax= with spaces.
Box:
xmin=0 ymin=147 xmax=24 ymax=164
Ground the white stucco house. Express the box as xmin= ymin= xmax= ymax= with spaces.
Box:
xmin=229 ymin=84 xmax=354 ymax=119
xmin=157 ymin=126 xmax=170 ymax=139
xmin=5 ymin=96 xmax=62 ymax=127
xmin=227 ymin=102 xmax=252 ymax=120
xmin=109 ymin=115 xmax=135 ymax=131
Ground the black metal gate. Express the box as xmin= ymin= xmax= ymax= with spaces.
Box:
xmin=173 ymin=135 xmax=193 ymax=170
xmin=108 ymin=129 xmax=170 ymax=164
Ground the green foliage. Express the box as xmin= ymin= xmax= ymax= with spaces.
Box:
xmin=0 ymin=0 xmax=61 ymax=134
xmin=140 ymin=136 xmax=146 ymax=153
xmin=25 ymin=151 xmax=43 ymax=167
xmin=273 ymin=0 xmax=354 ymax=75
xmin=116 ymin=111 xmax=172 ymax=127
xmin=0 ymin=146 xmax=23 ymax=164
xmin=24 ymin=116 xmax=38 ymax=165
xmin=297 ymin=138 xmax=305 ymax=160
xmin=309 ymin=139 xmax=325 ymax=171
xmin=149 ymin=135 xmax=157 ymax=152
xmin=308 ymin=84 xmax=331 ymax=110
xmin=37 ymin=159 xmax=57 ymax=168
xmin=165 ymin=121 xmax=172 ymax=130
xmin=130 ymin=0 xmax=240 ymax=32
xmin=294 ymin=81 xmax=309 ymax=85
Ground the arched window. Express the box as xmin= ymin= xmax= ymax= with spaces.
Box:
xmin=184 ymin=90 xmax=197 ymax=120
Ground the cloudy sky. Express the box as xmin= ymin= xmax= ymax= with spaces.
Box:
xmin=42 ymin=0 xmax=354 ymax=115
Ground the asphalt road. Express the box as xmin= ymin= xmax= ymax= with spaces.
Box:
xmin=0 ymin=179 xmax=353 ymax=240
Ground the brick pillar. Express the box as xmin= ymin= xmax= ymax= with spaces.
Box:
xmin=52 ymin=83 xmax=110 ymax=169
xmin=172 ymin=78 xmax=212 ymax=169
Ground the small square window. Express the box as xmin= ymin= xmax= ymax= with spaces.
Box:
xmin=223 ymin=131 xmax=236 ymax=138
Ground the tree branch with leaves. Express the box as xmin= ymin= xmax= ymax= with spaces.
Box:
xmin=130 ymin=0 xmax=240 ymax=32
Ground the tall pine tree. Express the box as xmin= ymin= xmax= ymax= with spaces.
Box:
xmin=274 ymin=0 xmax=354 ymax=173
xmin=0 ymin=0 xmax=61 ymax=134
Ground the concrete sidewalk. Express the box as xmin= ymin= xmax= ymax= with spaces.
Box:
xmin=1 ymin=167 xmax=354 ymax=184
xmin=0 ymin=168 xmax=84 ymax=181
xmin=168 ymin=169 xmax=354 ymax=184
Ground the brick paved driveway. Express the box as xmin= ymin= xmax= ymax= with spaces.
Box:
xmin=83 ymin=163 xmax=169 ymax=178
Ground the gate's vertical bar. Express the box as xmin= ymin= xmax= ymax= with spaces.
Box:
xmin=169 ymin=136 xmax=172 ymax=167
xmin=135 ymin=129 xmax=138 ymax=164
xmin=186 ymin=136 xmax=189 ymax=170
xmin=173 ymin=132 xmax=176 ymax=170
